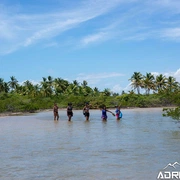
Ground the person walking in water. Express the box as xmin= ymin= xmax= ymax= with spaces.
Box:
xmin=83 ymin=102 xmax=90 ymax=121
xmin=53 ymin=103 xmax=59 ymax=120
xmin=115 ymin=106 xmax=122 ymax=120
xmin=101 ymin=105 xmax=115 ymax=121
xmin=67 ymin=103 xmax=73 ymax=121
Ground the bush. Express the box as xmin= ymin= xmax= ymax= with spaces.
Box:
xmin=0 ymin=92 xmax=179 ymax=113
xmin=163 ymin=107 xmax=180 ymax=120
xmin=22 ymin=103 xmax=39 ymax=113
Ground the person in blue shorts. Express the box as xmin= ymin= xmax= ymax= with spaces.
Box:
xmin=101 ymin=106 xmax=115 ymax=121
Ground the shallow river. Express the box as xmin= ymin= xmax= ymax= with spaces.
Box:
xmin=0 ymin=108 xmax=180 ymax=180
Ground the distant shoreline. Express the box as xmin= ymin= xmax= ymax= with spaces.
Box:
xmin=0 ymin=106 xmax=176 ymax=117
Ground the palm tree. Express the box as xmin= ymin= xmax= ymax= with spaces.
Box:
xmin=41 ymin=83 xmax=52 ymax=97
xmin=155 ymin=74 xmax=167 ymax=93
xmin=32 ymin=84 xmax=40 ymax=97
xmin=121 ymin=90 xmax=126 ymax=95
xmin=65 ymin=83 xmax=79 ymax=95
xmin=47 ymin=76 xmax=53 ymax=87
xmin=40 ymin=77 xmax=53 ymax=97
xmin=142 ymin=73 xmax=155 ymax=95
xmin=102 ymin=88 xmax=111 ymax=96
xmin=0 ymin=78 xmax=4 ymax=92
xmin=0 ymin=79 xmax=10 ymax=93
xmin=53 ymin=78 xmax=69 ymax=95
xmin=8 ymin=76 xmax=18 ymax=92
xmin=80 ymin=80 xmax=93 ymax=96
xmin=94 ymin=87 xmax=99 ymax=93
xmin=128 ymin=90 xmax=135 ymax=95
xmin=3 ymin=82 xmax=9 ymax=93
xmin=73 ymin=80 xmax=79 ymax=86
xmin=81 ymin=80 xmax=88 ymax=88
xmin=92 ymin=87 xmax=100 ymax=96
xmin=23 ymin=80 xmax=34 ymax=96
xmin=42 ymin=77 xmax=47 ymax=82
xmin=129 ymin=72 xmax=143 ymax=94
xmin=47 ymin=76 xmax=54 ymax=94
xmin=71 ymin=80 xmax=80 ymax=95
xmin=15 ymin=84 xmax=25 ymax=95
xmin=166 ymin=76 xmax=178 ymax=93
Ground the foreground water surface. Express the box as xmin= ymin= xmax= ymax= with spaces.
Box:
xmin=0 ymin=108 xmax=180 ymax=180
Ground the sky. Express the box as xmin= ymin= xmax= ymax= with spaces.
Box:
xmin=0 ymin=0 xmax=180 ymax=93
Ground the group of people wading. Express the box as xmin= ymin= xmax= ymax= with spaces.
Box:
xmin=53 ymin=102 xmax=122 ymax=121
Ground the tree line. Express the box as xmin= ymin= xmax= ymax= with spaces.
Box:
xmin=129 ymin=72 xmax=179 ymax=95
xmin=0 ymin=76 xmax=109 ymax=97
xmin=0 ymin=72 xmax=179 ymax=116
xmin=0 ymin=72 xmax=179 ymax=96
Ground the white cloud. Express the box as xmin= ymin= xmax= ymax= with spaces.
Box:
xmin=123 ymin=83 xmax=132 ymax=92
xmin=43 ymin=42 xmax=58 ymax=48
xmin=1 ymin=0 xmax=180 ymax=54
xmin=174 ymin=68 xmax=180 ymax=78
xmin=164 ymin=68 xmax=180 ymax=82
xmin=19 ymin=79 xmax=40 ymax=85
xmin=75 ymin=69 xmax=180 ymax=93
xmin=152 ymin=69 xmax=180 ymax=82
xmin=81 ymin=32 xmax=108 ymax=46
xmin=151 ymin=72 xmax=160 ymax=77
xmin=152 ymin=0 xmax=180 ymax=10
xmin=161 ymin=28 xmax=180 ymax=41
xmin=0 ymin=0 xmax=124 ymax=55
xmin=112 ymin=84 xmax=123 ymax=93
xmin=76 ymin=72 xmax=124 ymax=85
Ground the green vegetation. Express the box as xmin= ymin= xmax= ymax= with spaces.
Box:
xmin=0 ymin=73 xmax=179 ymax=117
xmin=163 ymin=107 xmax=180 ymax=120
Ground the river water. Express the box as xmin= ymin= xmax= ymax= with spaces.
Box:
xmin=0 ymin=108 xmax=180 ymax=180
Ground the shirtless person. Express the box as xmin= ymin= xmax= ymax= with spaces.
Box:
xmin=83 ymin=102 xmax=90 ymax=121
xmin=53 ymin=103 xmax=59 ymax=120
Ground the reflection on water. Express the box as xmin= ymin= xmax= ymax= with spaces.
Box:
xmin=0 ymin=108 xmax=180 ymax=180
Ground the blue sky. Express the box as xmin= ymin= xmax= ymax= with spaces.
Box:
xmin=0 ymin=0 xmax=180 ymax=93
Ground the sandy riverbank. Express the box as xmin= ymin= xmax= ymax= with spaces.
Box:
xmin=0 ymin=109 xmax=52 ymax=117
